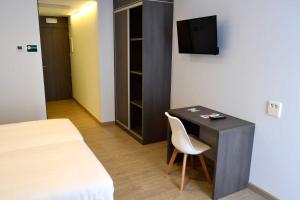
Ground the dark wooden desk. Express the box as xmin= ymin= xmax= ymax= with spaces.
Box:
xmin=167 ymin=106 xmax=255 ymax=200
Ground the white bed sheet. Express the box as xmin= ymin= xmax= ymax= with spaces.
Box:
xmin=0 ymin=119 xmax=83 ymax=153
xmin=0 ymin=119 xmax=114 ymax=200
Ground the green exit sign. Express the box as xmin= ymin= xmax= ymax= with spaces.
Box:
xmin=27 ymin=45 xmax=38 ymax=52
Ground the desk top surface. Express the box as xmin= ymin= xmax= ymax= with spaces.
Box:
xmin=168 ymin=106 xmax=255 ymax=131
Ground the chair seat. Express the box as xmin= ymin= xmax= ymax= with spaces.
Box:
xmin=188 ymin=135 xmax=211 ymax=155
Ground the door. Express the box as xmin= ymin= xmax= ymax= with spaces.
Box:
xmin=115 ymin=10 xmax=129 ymax=126
xmin=40 ymin=17 xmax=72 ymax=101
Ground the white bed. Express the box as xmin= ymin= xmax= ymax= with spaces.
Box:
xmin=0 ymin=119 xmax=114 ymax=200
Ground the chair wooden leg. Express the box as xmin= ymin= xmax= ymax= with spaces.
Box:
xmin=180 ymin=154 xmax=188 ymax=191
xmin=198 ymin=154 xmax=212 ymax=184
xmin=166 ymin=148 xmax=178 ymax=174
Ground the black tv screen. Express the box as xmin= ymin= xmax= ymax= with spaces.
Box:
xmin=177 ymin=15 xmax=219 ymax=55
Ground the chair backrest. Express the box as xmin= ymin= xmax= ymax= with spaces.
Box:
xmin=165 ymin=112 xmax=196 ymax=154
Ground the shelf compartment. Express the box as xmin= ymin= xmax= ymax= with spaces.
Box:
xmin=130 ymin=40 xmax=142 ymax=72
xmin=130 ymin=5 xmax=143 ymax=39
xmin=130 ymin=105 xmax=142 ymax=136
xmin=130 ymin=127 xmax=142 ymax=137
xmin=130 ymin=74 xmax=142 ymax=102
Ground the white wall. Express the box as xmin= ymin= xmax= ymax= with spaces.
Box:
xmin=98 ymin=0 xmax=115 ymax=123
xmin=171 ymin=0 xmax=300 ymax=199
xmin=70 ymin=2 xmax=101 ymax=121
xmin=70 ymin=0 xmax=115 ymax=123
xmin=0 ymin=0 xmax=47 ymax=124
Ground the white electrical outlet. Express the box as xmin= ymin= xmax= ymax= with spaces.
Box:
xmin=267 ymin=100 xmax=282 ymax=118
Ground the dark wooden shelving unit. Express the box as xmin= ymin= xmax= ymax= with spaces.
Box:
xmin=114 ymin=0 xmax=173 ymax=144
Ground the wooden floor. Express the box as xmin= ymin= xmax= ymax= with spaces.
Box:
xmin=47 ymin=99 xmax=267 ymax=200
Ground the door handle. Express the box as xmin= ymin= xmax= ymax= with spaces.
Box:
xmin=43 ymin=65 xmax=47 ymax=69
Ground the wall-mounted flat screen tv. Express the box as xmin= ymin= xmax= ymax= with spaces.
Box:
xmin=177 ymin=15 xmax=219 ymax=55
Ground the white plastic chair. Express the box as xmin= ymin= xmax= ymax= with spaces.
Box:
xmin=165 ymin=112 xmax=212 ymax=191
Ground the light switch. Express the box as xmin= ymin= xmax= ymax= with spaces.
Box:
xmin=267 ymin=100 xmax=282 ymax=118
xmin=17 ymin=45 xmax=24 ymax=52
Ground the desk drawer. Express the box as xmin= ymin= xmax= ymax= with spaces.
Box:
xmin=204 ymin=149 xmax=216 ymax=161
xmin=199 ymin=128 xmax=218 ymax=148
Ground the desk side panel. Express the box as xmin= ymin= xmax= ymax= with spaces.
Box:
xmin=213 ymin=125 xmax=255 ymax=200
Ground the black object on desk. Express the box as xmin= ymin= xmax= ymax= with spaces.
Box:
xmin=209 ymin=115 xmax=226 ymax=120
xmin=167 ymin=106 xmax=255 ymax=200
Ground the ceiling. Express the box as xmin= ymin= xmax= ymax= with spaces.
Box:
xmin=38 ymin=0 xmax=96 ymax=16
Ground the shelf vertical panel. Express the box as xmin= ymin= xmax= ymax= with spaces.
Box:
xmin=115 ymin=10 xmax=129 ymax=126
xmin=142 ymin=0 xmax=174 ymax=144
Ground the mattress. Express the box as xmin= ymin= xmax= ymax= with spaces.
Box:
xmin=0 ymin=119 xmax=114 ymax=200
